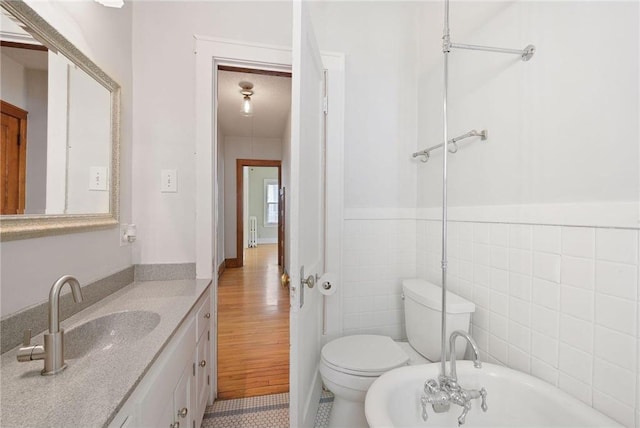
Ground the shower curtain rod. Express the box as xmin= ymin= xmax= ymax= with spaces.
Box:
xmin=412 ymin=129 xmax=487 ymax=162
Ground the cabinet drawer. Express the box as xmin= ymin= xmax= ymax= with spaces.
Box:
xmin=195 ymin=290 xmax=211 ymax=341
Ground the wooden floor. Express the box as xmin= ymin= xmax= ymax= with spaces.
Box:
xmin=217 ymin=244 xmax=290 ymax=399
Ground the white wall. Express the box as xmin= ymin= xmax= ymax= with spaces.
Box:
xmin=131 ymin=1 xmax=291 ymax=266
xmin=310 ymin=1 xmax=419 ymax=211
xmin=24 ymin=69 xmax=48 ymax=214
xmin=45 ymin=51 xmax=70 ymax=214
xmin=66 ymin=64 xmax=111 ymax=214
xmin=1 ymin=53 xmax=26 ymax=108
xmin=248 ymin=167 xmax=278 ymax=243
xmin=1 ymin=1 xmax=133 ymax=318
xmin=417 ymin=2 xmax=639 ymax=223
xmin=307 ymin=1 xmax=422 ymax=338
xmin=222 ymin=136 xmax=282 ymax=259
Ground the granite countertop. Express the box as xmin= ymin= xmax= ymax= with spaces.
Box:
xmin=0 ymin=278 xmax=211 ymax=428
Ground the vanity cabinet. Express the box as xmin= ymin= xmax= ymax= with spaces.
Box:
xmin=109 ymin=287 xmax=211 ymax=428
xmin=195 ymin=326 xmax=210 ymax=428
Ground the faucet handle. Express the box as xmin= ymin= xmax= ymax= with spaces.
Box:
xmin=479 ymin=388 xmax=488 ymax=412
xmin=22 ymin=329 xmax=32 ymax=346
xmin=424 ymin=378 xmax=440 ymax=394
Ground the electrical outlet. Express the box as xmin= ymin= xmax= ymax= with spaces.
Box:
xmin=161 ymin=169 xmax=177 ymax=192
xmin=119 ymin=224 xmax=129 ymax=246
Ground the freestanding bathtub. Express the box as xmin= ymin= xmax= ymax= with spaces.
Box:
xmin=365 ymin=361 xmax=622 ymax=427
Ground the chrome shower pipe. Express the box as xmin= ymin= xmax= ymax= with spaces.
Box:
xmin=440 ymin=0 xmax=451 ymax=379
xmin=450 ymin=42 xmax=536 ymax=61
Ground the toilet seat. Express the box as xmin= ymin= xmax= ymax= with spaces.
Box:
xmin=320 ymin=335 xmax=409 ymax=377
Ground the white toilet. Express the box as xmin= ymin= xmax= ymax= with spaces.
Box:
xmin=319 ymin=279 xmax=475 ymax=428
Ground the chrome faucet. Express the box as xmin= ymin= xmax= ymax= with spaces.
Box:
xmin=17 ymin=275 xmax=83 ymax=375
xmin=421 ymin=330 xmax=488 ymax=426
xmin=449 ymin=330 xmax=482 ymax=379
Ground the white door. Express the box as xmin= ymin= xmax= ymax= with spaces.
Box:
xmin=289 ymin=1 xmax=326 ymax=427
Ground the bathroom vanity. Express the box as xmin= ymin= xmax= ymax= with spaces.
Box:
xmin=0 ymin=279 xmax=212 ymax=428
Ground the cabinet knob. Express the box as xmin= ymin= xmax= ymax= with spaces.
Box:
xmin=204 ymin=313 xmax=211 ymax=319
xmin=170 ymin=423 xmax=179 ymax=428
xmin=200 ymin=360 xmax=207 ymax=367
xmin=178 ymin=407 xmax=188 ymax=418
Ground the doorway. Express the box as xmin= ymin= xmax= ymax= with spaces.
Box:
xmin=235 ymin=160 xmax=282 ymax=268
xmin=215 ymin=66 xmax=292 ymax=399
xmin=195 ymin=33 xmax=344 ymax=426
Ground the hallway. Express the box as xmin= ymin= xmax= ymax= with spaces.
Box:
xmin=217 ymin=244 xmax=290 ymax=399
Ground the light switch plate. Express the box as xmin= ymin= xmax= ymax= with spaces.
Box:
xmin=161 ymin=169 xmax=177 ymax=192
xmin=89 ymin=167 xmax=108 ymax=191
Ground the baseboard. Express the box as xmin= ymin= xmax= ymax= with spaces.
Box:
xmin=217 ymin=260 xmax=226 ymax=278
xmin=225 ymin=258 xmax=241 ymax=268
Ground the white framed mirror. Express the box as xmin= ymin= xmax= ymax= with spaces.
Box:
xmin=0 ymin=0 xmax=120 ymax=240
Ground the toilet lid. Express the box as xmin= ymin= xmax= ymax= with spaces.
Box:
xmin=321 ymin=335 xmax=409 ymax=375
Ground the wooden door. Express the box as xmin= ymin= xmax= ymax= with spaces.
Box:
xmin=0 ymin=101 xmax=27 ymax=215
xmin=278 ymin=187 xmax=285 ymax=267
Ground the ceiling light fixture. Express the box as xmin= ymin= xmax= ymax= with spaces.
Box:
xmin=239 ymin=81 xmax=254 ymax=117
xmin=95 ymin=0 xmax=124 ymax=8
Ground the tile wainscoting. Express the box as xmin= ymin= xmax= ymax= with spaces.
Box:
xmin=339 ymin=214 xmax=639 ymax=426
xmin=417 ymin=220 xmax=639 ymax=427
xmin=341 ymin=219 xmax=417 ymax=339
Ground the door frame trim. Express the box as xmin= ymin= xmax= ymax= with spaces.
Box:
xmin=232 ymin=159 xmax=281 ymax=268
xmin=194 ymin=36 xmax=292 ymax=407
xmin=194 ymin=36 xmax=345 ymax=424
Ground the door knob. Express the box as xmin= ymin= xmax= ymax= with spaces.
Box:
xmin=301 ymin=274 xmax=315 ymax=288
xmin=281 ymin=271 xmax=290 ymax=288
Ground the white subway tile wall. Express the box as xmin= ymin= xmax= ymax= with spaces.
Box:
xmin=415 ymin=220 xmax=639 ymax=427
xmin=342 ymin=219 xmax=417 ymax=339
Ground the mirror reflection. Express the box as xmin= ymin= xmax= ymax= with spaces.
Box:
xmin=1 ymin=7 xmax=111 ymax=216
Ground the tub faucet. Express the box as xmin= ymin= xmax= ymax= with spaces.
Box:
xmin=449 ymin=330 xmax=482 ymax=380
xmin=421 ymin=330 xmax=488 ymax=426
xmin=17 ymin=275 xmax=83 ymax=375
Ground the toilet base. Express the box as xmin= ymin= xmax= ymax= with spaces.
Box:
xmin=328 ymin=395 xmax=369 ymax=428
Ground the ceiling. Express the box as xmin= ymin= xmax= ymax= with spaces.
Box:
xmin=1 ymin=10 xmax=48 ymax=71
xmin=1 ymin=46 xmax=48 ymax=71
xmin=217 ymin=70 xmax=291 ymax=139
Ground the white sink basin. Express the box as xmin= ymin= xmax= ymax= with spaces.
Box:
xmin=65 ymin=311 xmax=160 ymax=359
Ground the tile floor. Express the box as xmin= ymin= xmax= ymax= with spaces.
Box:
xmin=202 ymin=390 xmax=334 ymax=428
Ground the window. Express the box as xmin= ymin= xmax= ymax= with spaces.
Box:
xmin=264 ymin=179 xmax=279 ymax=226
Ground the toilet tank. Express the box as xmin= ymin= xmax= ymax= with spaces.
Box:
xmin=402 ymin=279 xmax=475 ymax=361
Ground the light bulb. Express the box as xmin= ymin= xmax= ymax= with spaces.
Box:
xmin=241 ymin=96 xmax=252 ymax=116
